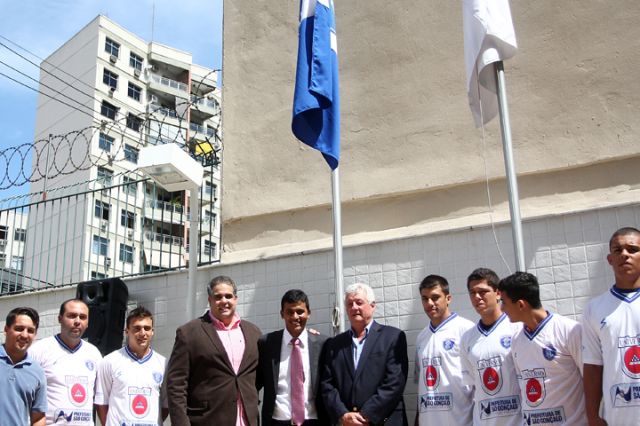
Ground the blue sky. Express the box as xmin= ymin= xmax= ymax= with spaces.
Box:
xmin=0 ymin=0 xmax=223 ymax=201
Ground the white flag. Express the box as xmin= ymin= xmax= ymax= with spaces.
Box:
xmin=462 ymin=0 xmax=517 ymax=127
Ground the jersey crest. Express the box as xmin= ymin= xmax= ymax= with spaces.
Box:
xmin=65 ymin=376 xmax=89 ymax=407
xmin=477 ymin=356 xmax=503 ymax=395
xmin=129 ymin=386 xmax=152 ymax=418
xmin=521 ymin=368 xmax=546 ymax=407
xmin=422 ymin=356 xmax=442 ymax=390
xmin=542 ymin=344 xmax=557 ymax=361
xmin=618 ymin=336 xmax=640 ymax=379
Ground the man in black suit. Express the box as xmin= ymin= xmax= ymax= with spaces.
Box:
xmin=257 ymin=289 xmax=328 ymax=425
xmin=320 ymin=283 xmax=409 ymax=426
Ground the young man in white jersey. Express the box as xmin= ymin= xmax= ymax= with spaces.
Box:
xmin=460 ymin=268 xmax=521 ymax=425
xmin=499 ymin=272 xmax=585 ymax=425
xmin=95 ymin=306 xmax=168 ymax=426
xmin=583 ymin=227 xmax=640 ymax=426
xmin=30 ymin=299 xmax=103 ymax=425
xmin=414 ymin=274 xmax=474 ymax=426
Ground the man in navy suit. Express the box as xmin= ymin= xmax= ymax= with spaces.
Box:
xmin=257 ymin=289 xmax=328 ymax=425
xmin=320 ymin=283 xmax=409 ymax=426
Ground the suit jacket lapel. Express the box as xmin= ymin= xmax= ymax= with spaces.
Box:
xmin=200 ymin=314 xmax=235 ymax=373
xmin=270 ymin=330 xmax=284 ymax=388
xmin=354 ymin=321 xmax=381 ymax=380
xmin=308 ymin=333 xmax=321 ymax=389
xmin=339 ymin=332 xmax=356 ymax=378
xmin=238 ymin=321 xmax=257 ymax=374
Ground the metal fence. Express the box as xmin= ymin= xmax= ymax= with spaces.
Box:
xmin=0 ymin=168 xmax=220 ymax=296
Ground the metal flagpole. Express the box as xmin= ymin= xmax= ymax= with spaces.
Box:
xmin=494 ymin=60 xmax=526 ymax=272
xmin=331 ymin=167 xmax=345 ymax=333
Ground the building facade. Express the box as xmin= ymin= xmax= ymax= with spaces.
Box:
xmin=23 ymin=15 xmax=221 ymax=288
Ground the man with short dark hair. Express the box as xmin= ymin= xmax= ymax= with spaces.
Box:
xmin=583 ymin=227 xmax=640 ymax=426
xmin=320 ymin=283 xmax=409 ymax=425
xmin=257 ymin=289 xmax=328 ymax=425
xmin=499 ymin=272 xmax=585 ymax=425
xmin=460 ymin=268 xmax=521 ymax=425
xmin=30 ymin=299 xmax=102 ymax=425
xmin=414 ymin=274 xmax=474 ymax=426
xmin=1 ymin=307 xmax=47 ymax=425
xmin=166 ymin=275 xmax=262 ymax=426
xmin=95 ymin=306 xmax=168 ymax=425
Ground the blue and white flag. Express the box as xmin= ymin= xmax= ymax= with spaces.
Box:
xmin=462 ymin=0 xmax=517 ymax=127
xmin=292 ymin=0 xmax=340 ymax=170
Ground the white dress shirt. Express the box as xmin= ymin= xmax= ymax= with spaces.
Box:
xmin=273 ymin=328 xmax=318 ymax=421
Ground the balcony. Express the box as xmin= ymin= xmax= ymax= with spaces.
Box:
xmin=190 ymin=95 xmax=219 ymax=118
xmin=189 ymin=122 xmax=215 ymax=138
xmin=144 ymin=199 xmax=185 ymax=224
xmin=148 ymin=103 xmax=179 ymax=119
xmin=144 ymin=231 xmax=183 ymax=248
xmin=149 ymin=73 xmax=188 ymax=97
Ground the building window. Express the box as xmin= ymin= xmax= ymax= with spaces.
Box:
xmin=103 ymin=69 xmax=118 ymax=90
xmin=98 ymin=133 xmax=114 ymax=152
xmin=122 ymin=176 xmax=137 ymax=195
xmin=0 ymin=225 xmax=7 ymax=241
xmin=120 ymin=209 xmax=136 ymax=229
xmin=101 ymin=100 xmax=117 ymax=120
xmin=119 ymin=243 xmax=134 ymax=263
xmin=94 ymin=200 xmax=110 ymax=220
xmin=204 ymin=210 xmax=217 ymax=227
xmin=204 ymin=182 xmax=217 ymax=198
xmin=13 ymin=228 xmax=26 ymax=242
xmin=203 ymin=240 xmax=217 ymax=257
xmin=90 ymin=271 xmax=107 ymax=280
xmin=126 ymin=113 xmax=142 ymax=132
xmin=129 ymin=52 xmax=143 ymax=71
xmin=97 ymin=167 xmax=113 ymax=186
xmin=92 ymin=235 xmax=109 ymax=256
xmin=10 ymin=256 xmax=23 ymax=271
xmin=105 ymin=38 xmax=120 ymax=57
xmin=127 ymin=82 xmax=142 ymax=101
xmin=124 ymin=144 xmax=139 ymax=163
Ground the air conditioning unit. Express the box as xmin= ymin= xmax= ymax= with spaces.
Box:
xmin=104 ymin=257 xmax=111 ymax=267
xmin=109 ymin=54 xmax=118 ymax=63
xmin=0 ymin=239 xmax=6 ymax=247
xmin=134 ymin=68 xmax=141 ymax=78
xmin=149 ymin=95 xmax=158 ymax=104
xmin=100 ymin=220 xmax=108 ymax=231
xmin=108 ymin=86 xmax=115 ymax=97
xmin=127 ymin=229 xmax=134 ymax=239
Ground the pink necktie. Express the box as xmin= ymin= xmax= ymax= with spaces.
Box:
xmin=290 ymin=337 xmax=305 ymax=426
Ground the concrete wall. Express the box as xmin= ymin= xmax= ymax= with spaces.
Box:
xmin=221 ymin=0 xmax=640 ymax=260
xmin=2 ymin=203 xmax=634 ymax=421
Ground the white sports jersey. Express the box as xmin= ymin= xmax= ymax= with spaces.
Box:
xmin=511 ymin=313 xmax=585 ymax=425
xmin=95 ymin=346 xmax=167 ymax=426
xmin=582 ymin=286 xmax=640 ymax=425
xmin=30 ymin=335 xmax=102 ymax=425
xmin=415 ymin=313 xmax=475 ymax=426
xmin=460 ymin=313 xmax=522 ymax=426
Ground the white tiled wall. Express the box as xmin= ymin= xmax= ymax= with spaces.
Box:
xmin=1 ymin=203 xmax=637 ymax=422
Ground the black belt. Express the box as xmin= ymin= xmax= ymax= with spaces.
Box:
xmin=271 ymin=419 xmax=320 ymax=426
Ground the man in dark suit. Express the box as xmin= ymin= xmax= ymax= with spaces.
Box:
xmin=166 ymin=275 xmax=261 ymax=426
xmin=257 ymin=289 xmax=328 ymax=425
xmin=320 ymin=283 xmax=409 ymax=426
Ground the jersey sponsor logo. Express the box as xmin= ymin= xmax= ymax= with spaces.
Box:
xmin=65 ymin=376 xmax=89 ymax=407
xmin=54 ymin=409 xmax=93 ymax=424
xmin=618 ymin=337 xmax=640 ymax=379
xmin=500 ymin=335 xmax=512 ymax=349
xmin=542 ymin=344 xmax=557 ymax=361
xmin=611 ymin=383 xmax=640 ymax=407
xmin=419 ymin=392 xmax=453 ymax=412
xmin=442 ymin=339 xmax=455 ymax=351
xmin=128 ymin=386 xmax=152 ymax=418
xmin=522 ymin=407 xmax=565 ymax=425
xmin=422 ymin=356 xmax=441 ymax=390
xmin=85 ymin=360 xmax=95 ymax=371
xmin=477 ymin=356 xmax=503 ymax=395
xmin=152 ymin=371 xmax=163 ymax=384
xmin=478 ymin=395 xmax=520 ymax=420
xmin=521 ymin=368 xmax=546 ymax=407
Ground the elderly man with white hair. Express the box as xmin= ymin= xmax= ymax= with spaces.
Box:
xmin=319 ymin=283 xmax=409 ymax=426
